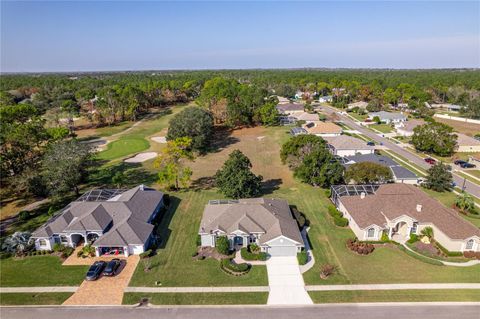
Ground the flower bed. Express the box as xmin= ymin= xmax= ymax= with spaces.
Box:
xmin=346 ymin=238 xmax=375 ymax=255
xmin=464 ymin=251 xmax=480 ymax=260
xmin=220 ymin=258 xmax=251 ymax=276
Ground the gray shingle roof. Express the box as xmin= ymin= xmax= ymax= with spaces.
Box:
xmin=276 ymin=103 xmax=304 ymax=113
xmin=32 ymin=185 xmax=163 ymax=247
xmin=344 ymin=154 xmax=417 ymax=181
xmin=199 ymin=198 xmax=303 ymax=246
xmin=369 ymin=111 xmax=407 ymax=121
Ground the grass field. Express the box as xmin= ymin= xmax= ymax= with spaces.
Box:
xmin=370 ymin=124 xmax=394 ymax=133
xmin=308 ymin=289 xmax=480 ymax=303
xmin=97 ymin=137 xmax=150 ymax=161
xmin=0 ymin=293 xmax=73 ymax=305
xmin=123 ymin=292 xmax=268 ymax=305
xmin=434 ymin=117 xmax=480 ymax=136
xmin=0 ymin=256 xmax=88 ymax=287
xmin=349 ymin=113 xmax=368 ymax=122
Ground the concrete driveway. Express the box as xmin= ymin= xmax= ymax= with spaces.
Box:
xmin=266 ymin=256 xmax=313 ymax=305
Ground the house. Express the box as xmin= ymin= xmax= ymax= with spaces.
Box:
xmin=331 ymin=184 xmax=480 ymax=252
xmin=394 ymin=119 xmax=425 ymax=137
xmin=276 ymin=103 xmax=304 ymax=115
xmin=456 ymin=133 xmax=480 ymax=153
xmin=31 ymin=185 xmax=164 ymax=257
xmin=295 ymin=91 xmax=316 ymax=100
xmin=303 ymin=121 xmax=342 ymax=137
xmin=290 ymin=111 xmax=319 ymax=122
xmin=427 ymin=103 xmax=463 ymax=112
xmin=198 ymin=198 xmax=304 ymax=256
xmin=347 ymin=101 xmax=369 ymax=110
xmin=318 ymin=95 xmax=333 ymax=103
xmin=275 ymin=96 xmax=290 ymax=104
xmin=290 ymin=127 xmax=308 ymax=136
xmin=343 ymin=154 xmax=418 ymax=184
xmin=323 ymin=135 xmax=375 ymax=157
xmin=368 ymin=111 xmax=407 ymax=124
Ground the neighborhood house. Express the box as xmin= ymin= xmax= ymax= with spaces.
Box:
xmin=303 ymin=121 xmax=342 ymax=137
xmin=368 ymin=111 xmax=407 ymax=124
xmin=276 ymin=103 xmax=304 ymax=115
xmin=31 ymin=185 xmax=164 ymax=257
xmin=347 ymin=101 xmax=369 ymax=110
xmin=332 ymin=184 xmax=480 ymax=252
xmin=198 ymin=198 xmax=304 ymax=256
xmin=394 ymin=119 xmax=425 ymax=137
xmin=323 ymin=135 xmax=375 ymax=157
xmin=318 ymin=95 xmax=333 ymax=103
xmin=456 ymin=133 xmax=480 ymax=153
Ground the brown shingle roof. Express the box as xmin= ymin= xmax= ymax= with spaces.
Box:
xmin=339 ymin=184 xmax=480 ymax=240
xmin=303 ymin=121 xmax=342 ymax=135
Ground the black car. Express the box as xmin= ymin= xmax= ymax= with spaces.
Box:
xmin=85 ymin=261 xmax=106 ymax=281
xmin=366 ymin=141 xmax=375 ymax=146
xmin=454 ymin=160 xmax=468 ymax=166
xmin=103 ymin=258 xmax=122 ymax=276
xmin=460 ymin=162 xmax=476 ymax=169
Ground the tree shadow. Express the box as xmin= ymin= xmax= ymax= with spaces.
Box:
xmin=190 ymin=176 xmax=215 ymax=191
xmin=88 ymin=161 xmax=157 ymax=188
xmin=154 ymin=195 xmax=181 ymax=250
xmin=261 ymin=178 xmax=283 ymax=195
xmin=207 ymin=128 xmax=240 ymax=154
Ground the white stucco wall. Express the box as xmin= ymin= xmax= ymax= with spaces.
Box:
xmin=335 ymin=149 xmax=375 ymax=157
xmin=200 ymin=234 xmax=215 ymax=247
xmin=34 ymin=238 xmax=54 ymax=251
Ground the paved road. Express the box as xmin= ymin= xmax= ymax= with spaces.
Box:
xmin=2 ymin=304 xmax=480 ymax=319
xmin=321 ymin=106 xmax=480 ymax=198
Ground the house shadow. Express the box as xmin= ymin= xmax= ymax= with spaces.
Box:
xmin=154 ymin=195 xmax=181 ymax=250
xmin=260 ymin=178 xmax=283 ymax=196
xmin=207 ymin=128 xmax=240 ymax=154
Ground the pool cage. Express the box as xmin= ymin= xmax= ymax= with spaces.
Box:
xmin=330 ymin=184 xmax=380 ymax=206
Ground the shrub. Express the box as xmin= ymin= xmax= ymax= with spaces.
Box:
xmin=240 ymin=247 xmax=267 ymax=261
xmin=192 ymin=251 xmax=198 ymax=258
xmin=421 ymin=227 xmax=434 ymax=239
xmin=297 ymin=251 xmax=308 ymax=265
xmin=220 ymin=258 xmax=250 ymax=274
xmin=463 ymin=251 xmax=480 ymax=260
xmin=346 ymin=238 xmax=375 ymax=255
xmin=381 ymin=232 xmax=390 ymax=242
xmin=196 ymin=234 xmax=201 ymax=247
xmin=320 ymin=264 xmax=336 ymax=279
xmin=18 ymin=211 xmax=30 ymax=221
xmin=61 ymin=247 xmax=74 ymax=258
xmin=52 ymin=243 xmax=65 ymax=252
xmin=249 ymin=244 xmax=260 ymax=254
xmin=291 ymin=207 xmax=308 ymax=229
xmin=407 ymin=234 xmax=419 ymax=244
xmin=139 ymin=249 xmax=152 ymax=259
xmin=77 ymin=250 xmax=83 ymax=257
xmin=327 ymin=206 xmax=341 ymax=218
xmin=216 ymin=236 xmax=230 ymax=255
xmin=0 ymin=252 xmax=12 ymax=259
xmin=324 ymin=189 xmax=332 ymax=197
xmin=435 ymin=242 xmax=463 ymax=257
xmin=333 ymin=216 xmax=348 ymax=227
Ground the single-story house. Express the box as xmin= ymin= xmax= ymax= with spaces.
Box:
xmin=347 ymin=101 xmax=369 ymax=110
xmin=368 ymin=111 xmax=407 ymax=124
xmin=276 ymin=103 xmax=304 ymax=115
xmin=319 ymin=95 xmax=333 ymax=103
xmin=323 ymin=135 xmax=375 ymax=157
xmin=427 ymin=103 xmax=463 ymax=111
xmin=394 ymin=119 xmax=425 ymax=137
xmin=343 ymin=154 xmax=418 ymax=184
xmin=199 ymin=198 xmax=304 ymax=256
xmin=31 ymin=185 xmax=164 ymax=257
xmin=303 ymin=121 xmax=342 ymax=137
xmin=331 ymin=184 xmax=480 ymax=252
xmin=456 ymin=133 xmax=480 ymax=153
xmin=295 ymin=91 xmax=316 ymax=100
xmin=290 ymin=111 xmax=319 ymax=122
xmin=275 ymin=96 xmax=290 ymax=104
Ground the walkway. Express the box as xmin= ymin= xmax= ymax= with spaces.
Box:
xmin=62 ymin=255 xmax=139 ymax=305
xmin=233 ymin=250 xmax=266 ymax=265
xmin=266 ymin=256 xmax=313 ymax=305
xmin=299 ymin=227 xmax=315 ymax=274
xmin=306 ymin=283 xmax=480 ymax=291
xmin=402 ymin=243 xmax=480 ymax=267
xmin=63 ymin=246 xmax=127 ymax=266
xmin=0 ymin=287 xmax=78 ymax=293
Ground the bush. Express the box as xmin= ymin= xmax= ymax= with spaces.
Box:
xmin=216 ymin=236 xmax=230 ymax=255
xmin=240 ymin=247 xmax=268 ymax=261
xmin=196 ymin=234 xmax=201 ymax=247
xmin=139 ymin=249 xmax=152 ymax=259
xmin=61 ymin=247 xmax=74 ymax=258
xmin=320 ymin=264 xmax=336 ymax=279
xmin=381 ymin=232 xmax=390 ymax=242
xmin=77 ymin=250 xmax=83 ymax=257
xmin=463 ymin=251 xmax=480 ymax=260
xmin=327 ymin=206 xmax=341 ymax=218
xmin=0 ymin=252 xmax=12 ymax=259
xmin=324 ymin=189 xmax=332 ymax=198
xmin=407 ymin=234 xmax=419 ymax=244
xmin=249 ymin=243 xmax=260 ymax=254
xmin=52 ymin=243 xmax=64 ymax=252
xmin=18 ymin=211 xmax=30 ymax=221
xmin=297 ymin=251 xmax=308 ymax=265
xmin=220 ymin=258 xmax=250 ymax=274
xmin=435 ymin=242 xmax=463 ymax=257
xmin=291 ymin=207 xmax=308 ymax=228
xmin=346 ymin=238 xmax=375 ymax=255
xmin=333 ymin=216 xmax=349 ymax=227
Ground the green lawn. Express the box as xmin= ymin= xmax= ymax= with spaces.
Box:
xmin=0 ymin=256 xmax=88 ymax=287
xmin=97 ymin=137 xmax=150 ymax=161
xmin=466 ymin=170 xmax=480 ymax=179
xmin=95 ymin=121 xmax=135 ymax=137
xmin=308 ymin=289 xmax=480 ymax=303
xmin=370 ymin=124 xmax=394 ymax=133
xmin=0 ymin=293 xmax=73 ymax=305
xmin=123 ymin=292 xmax=268 ymax=305
xmin=349 ymin=113 xmax=368 ymax=122
xmin=128 ymin=190 xmax=268 ymax=287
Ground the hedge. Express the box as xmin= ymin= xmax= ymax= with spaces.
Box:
xmin=220 ymin=259 xmax=250 ymax=275
xmin=297 ymin=251 xmax=308 ymax=265
xmin=240 ymin=248 xmax=267 ymax=261
xmin=398 ymin=245 xmax=444 ymax=266
xmin=333 ymin=216 xmax=349 ymax=227
xmin=435 ymin=242 xmax=463 ymax=257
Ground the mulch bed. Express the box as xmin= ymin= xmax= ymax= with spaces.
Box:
xmin=194 ymin=247 xmax=229 ymax=261
xmin=414 ymin=242 xmax=440 ymax=255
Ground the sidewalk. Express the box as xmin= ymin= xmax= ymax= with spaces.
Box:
xmin=306 ymin=283 xmax=480 ymax=291
xmin=0 ymin=287 xmax=78 ymax=293
xmin=125 ymin=286 xmax=269 ymax=293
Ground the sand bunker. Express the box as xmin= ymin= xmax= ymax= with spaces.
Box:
xmin=151 ymin=136 xmax=167 ymax=143
xmin=124 ymin=152 xmax=158 ymax=163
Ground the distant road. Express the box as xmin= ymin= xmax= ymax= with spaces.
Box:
xmin=2 ymin=304 xmax=480 ymax=319
xmin=321 ymin=106 xmax=480 ymax=199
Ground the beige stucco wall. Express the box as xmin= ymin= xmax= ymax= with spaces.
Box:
xmin=457 ymin=145 xmax=480 ymax=153
xmin=417 ymin=224 xmax=480 ymax=252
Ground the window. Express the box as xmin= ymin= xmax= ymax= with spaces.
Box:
xmin=39 ymin=239 xmax=47 ymax=247
xmin=60 ymin=236 xmax=68 ymax=243
xmin=367 ymin=228 xmax=375 ymax=238
xmin=466 ymin=239 xmax=474 ymax=250
xmin=411 ymin=223 xmax=418 ymax=234
xmin=249 ymin=236 xmax=256 ymax=244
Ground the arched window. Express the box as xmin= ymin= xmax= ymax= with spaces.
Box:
xmin=367 ymin=228 xmax=375 ymax=238
xmin=39 ymin=239 xmax=47 ymax=247
xmin=466 ymin=239 xmax=474 ymax=250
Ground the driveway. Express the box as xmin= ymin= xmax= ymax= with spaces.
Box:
xmin=266 ymin=256 xmax=313 ymax=305
xmin=62 ymin=255 xmax=139 ymax=305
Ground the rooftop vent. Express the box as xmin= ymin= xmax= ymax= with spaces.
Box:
xmin=360 ymin=192 xmax=366 ymax=199
xmin=416 ymin=204 xmax=422 ymax=212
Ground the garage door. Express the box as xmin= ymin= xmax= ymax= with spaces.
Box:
xmin=267 ymin=246 xmax=297 ymax=256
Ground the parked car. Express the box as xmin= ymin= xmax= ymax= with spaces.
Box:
xmin=103 ymin=258 xmax=122 ymax=276
xmin=424 ymin=157 xmax=436 ymax=165
xmin=367 ymin=141 xmax=375 ymax=146
xmin=454 ymin=160 xmax=468 ymax=166
xmin=460 ymin=162 xmax=476 ymax=169
xmin=85 ymin=261 xmax=106 ymax=281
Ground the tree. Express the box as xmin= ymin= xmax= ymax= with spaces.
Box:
xmin=1 ymin=232 xmax=33 ymax=256
xmin=280 ymin=135 xmax=326 ymax=169
xmin=167 ymin=106 xmax=214 ymax=152
xmin=420 ymin=227 xmax=434 ymax=240
xmin=215 ymin=150 xmax=263 ymax=199
xmin=216 ymin=236 xmax=230 ymax=255
xmin=42 ymin=139 xmax=93 ymax=196
xmin=424 ymin=162 xmax=453 ymax=192
xmin=154 ymin=137 xmax=194 ymax=190
xmin=372 ymin=116 xmax=381 ymax=124
xmin=293 ymin=146 xmax=344 ymax=187
xmin=112 ymin=171 xmax=127 ymax=188
xmin=345 ymin=162 xmax=393 ymax=184
xmin=411 ymin=122 xmax=457 ymax=156
xmin=253 ymin=100 xmax=279 ymax=126
xmin=455 ymin=192 xmax=475 ymax=214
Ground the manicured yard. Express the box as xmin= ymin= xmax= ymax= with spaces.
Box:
xmin=123 ymin=292 xmax=268 ymax=305
xmin=349 ymin=113 xmax=368 ymax=122
xmin=97 ymin=137 xmax=150 ymax=161
xmin=369 ymin=124 xmax=394 ymax=133
xmin=0 ymin=293 xmax=73 ymax=305
xmin=0 ymin=256 xmax=88 ymax=287
xmin=308 ymin=289 xmax=480 ymax=303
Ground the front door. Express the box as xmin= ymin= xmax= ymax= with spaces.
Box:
xmin=234 ymin=236 xmax=243 ymax=246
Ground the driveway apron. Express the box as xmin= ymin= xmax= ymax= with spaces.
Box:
xmin=266 ymin=256 xmax=313 ymax=305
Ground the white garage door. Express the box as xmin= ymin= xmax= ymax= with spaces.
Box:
xmin=268 ymin=246 xmax=297 ymax=256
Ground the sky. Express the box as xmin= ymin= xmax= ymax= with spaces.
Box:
xmin=1 ymin=1 xmax=479 ymax=72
